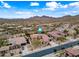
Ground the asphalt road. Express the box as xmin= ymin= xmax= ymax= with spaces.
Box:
xmin=23 ymin=40 xmax=79 ymax=57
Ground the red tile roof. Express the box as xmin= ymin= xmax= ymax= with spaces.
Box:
xmin=30 ymin=34 xmax=49 ymax=42
xmin=8 ymin=37 xmax=26 ymax=45
xmin=65 ymin=46 xmax=79 ymax=56
xmin=48 ymin=31 xmax=64 ymax=37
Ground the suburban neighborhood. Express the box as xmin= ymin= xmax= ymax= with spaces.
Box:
xmin=0 ymin=17 xmax=79 ymax=57
xmin=0 ymin=1 xmax=79 ymax=57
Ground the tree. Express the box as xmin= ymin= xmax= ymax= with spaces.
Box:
xmin=55 ymin=50 xmax=65 ymax=57
xmin=74 ymin=28 xmax=79 ymax=34
xmin=0 ymin=38 xmax=8 ymax=47
xmin=63 ymin=29 xmax=68 ymax=33
xmin=25 ymin=30 xmax=30 ymax=37
xmin=57 ymin=36 xmax=67 ymax=42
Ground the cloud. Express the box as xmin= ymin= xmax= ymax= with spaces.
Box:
xmin=30 ymin=2 xmax=39 ymax=6
xmin=45 ymin=1 xmax=79 ymax=10
xmin=44 ymin=2 xmax=59 ymax=11
xmin=46 ymin=2 xmax=59 ymax=8
xmin=72 ymin=11 xmax=78 ymax=13
xmin=42 ymin=2 xmax=69 ymax=11
xmin=69 ymin=2 xmax=79 ymax=7
xmin=15 ymin=11 xmax=36 ymax=18
xmin=34 ymin=9 xmax=40 ymax=12
xmin=59 ymin=4 xmax=68 ymax=8
xmin=15 ymin=11 xmax=34 ymax=15
xmin=0 ymin=1 xmax=11 ymax=8
xmin=62 ymin=5 xmax=68 ymax=8
xmin=63 ymin=10 xmax=78 ymax=16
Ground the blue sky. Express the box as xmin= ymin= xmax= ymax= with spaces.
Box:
xmin=0 ymin=1 xmax=79 ymax=18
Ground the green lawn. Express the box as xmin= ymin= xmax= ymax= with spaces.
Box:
xmin=31 ymin=39 xmax=42 ymax=48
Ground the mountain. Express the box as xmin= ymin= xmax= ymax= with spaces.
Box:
xmin=0 ymin=15 xmax=79 ymax=22
xmin=57 ymin=15 xmax=79 ymax=22
xmin=27 ymin=15 xmax=56 ymax=21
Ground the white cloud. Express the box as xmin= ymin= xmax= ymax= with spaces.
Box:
xmin=63 ymin=10 xmax=78 ymax=16
xmin=46 ymin=2 xmax=59 ymax=8
xmin=30 ymin=2 xmax=39 ymax=6
xmin=15 ymin=11 xmax=34 ymax=15
xmin=34 ymin=10 xmax=38 ymax=12
xmin=43 ymin=2 xmax=69 ymax=11
xmin=72 ymin=11 xmax=78 ymax=13
xmin=63 ymin=12 xmax=69 ymax=15
xmin=45 ymin=2 xmax=59 ymax=11
xmin=45 ymin=2 xmax=79 ymax=10
xmin=63 ymin=5 xmax=68 ymax=8
xmin=15 ymin=11 xmax=36 ymax=18
xmin=60 ymin=4 xmax=68 ymax=8
xmin=34 ymin=9 xmax=41 ymax=12
xmin=0 ymin=1 xmax=11 ymax=8
xmin=69 ymin=2 xmax=79 ymax=7
xmin=42 ymin=8 xmax=55 ymax=11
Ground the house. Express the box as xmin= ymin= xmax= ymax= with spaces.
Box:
xmin=55 ymin=23 xmax=70 ymax=32
xmin=7 ymin=36 xmax=27 ymax=56
xmin=0 ymin=28 xmax=5 ymax=31
xmin=65 ymin=46 xmax=79 ymax=57
xmin=21 ymin=27 xmax=32 ymax=30
xmin=0 ymin=46 xmax=9 ymax=56
xmin=68 ymin=29 xmax=76 ymax=36
xmin=48 ymin=30 xmax=64 ymax=38
xmin=17 ymin=25 xmax=23 ymax=28
xmin=55 ymin=27 xmax=65 ymax=32
xmin=8 ymin=37 xmax=27 ymax=46
xmin=0 ymin=46 xmax=9 ymax=52
xmin=62 ymin=23 xmax=70 ymax=29
xmin=9 ymin=48 xmax=22 ymax=56
xmin=47 ymin=30 xmax=67 ymax=43
xmin=30 ymin=34 xmax=49 ymax=42
xmin=13 ymin=33 xmax=25 ymax=37
xmin=0 ymin=45 xmax=22 ymax=56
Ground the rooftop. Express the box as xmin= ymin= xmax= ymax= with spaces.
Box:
xmin=0 ymin=46 xmax=9 ymax=51
xmin=8 ymin=37 xmax=26 ymax=45
xmin=30 ymin=34 xmax=49 ymax=42
xmin=48 ymin=30 xmax=64 ymax=37
xmin=65 ymin=46 xmax=79 ymax=56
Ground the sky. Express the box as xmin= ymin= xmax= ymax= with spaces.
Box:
xmin=0 ymin=1 xmax=79 ymax=18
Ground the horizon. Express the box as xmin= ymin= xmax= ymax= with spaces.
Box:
xmin=0 ymin=14 xmax=78 ymax=19
xmin=0 ymin=1 xmax=79 ymax=18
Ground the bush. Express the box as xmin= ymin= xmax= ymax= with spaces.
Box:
xmin=57 ymin=36 xmax=67 ymax=42
xmin=0 ymin=38 xmax=8 ymax=47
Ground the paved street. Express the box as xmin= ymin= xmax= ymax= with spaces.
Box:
xmin=23 ymin=40 xmax=79 ymax=57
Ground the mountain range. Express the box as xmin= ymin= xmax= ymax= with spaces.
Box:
xmin=0 ymin=15 xmax=79 ymax=22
